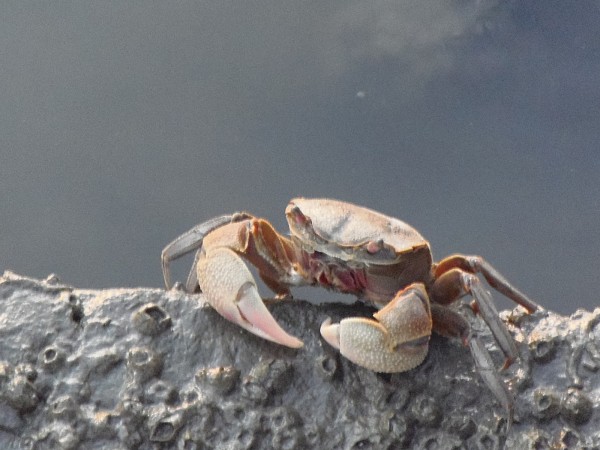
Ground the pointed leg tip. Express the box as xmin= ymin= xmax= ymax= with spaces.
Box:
xmin=501 ymin=356 xmax=515 ymax=371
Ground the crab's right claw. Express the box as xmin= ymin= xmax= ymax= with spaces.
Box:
xmin=320 ymin=284 xmax=432 ymax=373
xmin=197 ymin=247 xmax=303 ymax=349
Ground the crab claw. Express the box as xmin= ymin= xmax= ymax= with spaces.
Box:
xmin=320 ymin=284 xmax=432 ymax=373
xmin=197 ymin=247 xmax=303 ymax=348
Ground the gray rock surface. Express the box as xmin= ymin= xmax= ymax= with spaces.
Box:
xmin=0 ymin=271 xmax=599 ymax=449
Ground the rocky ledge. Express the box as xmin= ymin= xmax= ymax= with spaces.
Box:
xmin=0 ymin=271 xmax=599 ymax=449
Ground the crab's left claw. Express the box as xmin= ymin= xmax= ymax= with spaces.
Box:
xmin=320 ymin=284 xmax=432 ymax=373
xmin=197 ymin=247 xmax=303 ymax=349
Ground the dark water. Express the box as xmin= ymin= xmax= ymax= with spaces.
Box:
xmin=1 ymin=2 xmax=598 ymax=314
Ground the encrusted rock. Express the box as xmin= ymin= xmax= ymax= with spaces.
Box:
xmin=315 ymin=354 xmax=338 ymax=380
xmin=49 ymin=395 xmax=79 ymax=421
xmin=126 ymin=346 xmax=163 ymax=382
xmin=409 ymin=393 xmax=442 ymax=428
xmin=131 ymin=303 xmax=172 ymax=336
xmin=529 ymin=335 xmax=557 ymax=363
xmin=561 ymin=387 xmax=593 ymax=425
xmin=195 ymin=365 xmax=240 ymax=396
xmin=144 ymin=379 xmax=178 ymax=405
xmin=1 ymin=364 xmax=40 ymax=414
xmin=39 ymin=345 xmax=66 ymax=373
xmin=1 ymin=271 xmax=600 ymax=448
xmin=149 ymin=410 xmax=183 ymax=443
xmin=532 ymin=388 xmax=561 ymax=421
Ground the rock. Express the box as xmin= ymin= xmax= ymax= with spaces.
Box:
xmin=0 ymin=271 xmax=599 ymax=449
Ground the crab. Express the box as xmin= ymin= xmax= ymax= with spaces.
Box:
xmin=161 ymin=198 xmax=539 ymax=415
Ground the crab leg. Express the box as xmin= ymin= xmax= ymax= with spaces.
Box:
xmin=430 ymin=303 xmax=513 ymax=423
xmin=161 ymin=213 xmax=252 ymax=291
xmin=320 ymin=284 xmax=432 ymax=373
xmin=431 ymin=254 xmax=540 ymax=368
xmin=198 ymin=246 xmax=303 ymax=348
xmin=430 ymin=267 xmax=519 ymax=368
xmin=434 ymin=254 xmax=540 ymax=313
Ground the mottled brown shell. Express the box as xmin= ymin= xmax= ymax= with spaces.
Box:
xmin=285 ymin=197 xmax=431 ymax=266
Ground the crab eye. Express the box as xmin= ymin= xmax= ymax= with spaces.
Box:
xmin=288 ymin=206 xmax=311 ymax=225
xmin=366 ymin=240 xmax=384 ymax=254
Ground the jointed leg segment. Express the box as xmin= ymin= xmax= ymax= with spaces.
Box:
xmin=434 ymin=254 xmax=539 ymax=313
xmin=161 ymin=213 xmax=252 ymax=291
xmin=430 ymin=303 xmax=513 ymax=421
xmin=431 ymin=254 xmax=539 ymax=369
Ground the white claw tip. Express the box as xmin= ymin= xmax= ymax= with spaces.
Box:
xmin=320 ymin=318 xmax=341 ymax=350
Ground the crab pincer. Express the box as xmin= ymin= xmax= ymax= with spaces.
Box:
xmin=320 ymin=284 xmax=432 ymax=373
xmin=197 ymin=246 xmax=303 ymax=348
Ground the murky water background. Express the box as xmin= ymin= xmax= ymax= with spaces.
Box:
xmin=1 ymin=2 xmax=598 ymax=314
